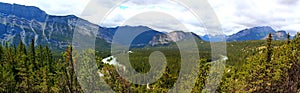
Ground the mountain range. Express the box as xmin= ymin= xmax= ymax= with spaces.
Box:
xmin=0 ymin=2 xmax=164 ymax=50
xmin=0 ymin=2 xmax=292 ymax=50
xmin=149 ymin=31 xmax=201 ymax=46
xmin=226 ymin=26 xmax=291 ymax=42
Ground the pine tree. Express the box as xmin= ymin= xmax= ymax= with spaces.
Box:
xmin=0 ymin=61 xmax=16 ymax=92
xmin=63 ymin=45 xmax=82 ymax=92
xmin=15 ymin=40 xmax=29 ymax=92
xmin=266 ymin=33 xmax=272 ymax=62
xmin=0 ymin=45 xmax=4 ymax=61
xmin=29 ymin=39 xmax=36 ymax=69
xmin=42 ymin=46 xmax=53 ymax=92
xmin=287 ymin=33 xmax=291 ymax=44
xmin=0 ymin=45 xmax=16 ymax=92
xmin=36 ymin=45 xmax=43 ymax=68
xmin=28 ymin=39 xmax=39 ymax=92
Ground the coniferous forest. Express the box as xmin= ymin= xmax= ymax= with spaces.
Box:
xmin=1 ymin=1 xmax=300 ymax=92
xmin=1 ymin=33 xmax=300 ymax=92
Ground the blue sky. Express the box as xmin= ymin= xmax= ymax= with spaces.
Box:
xmin=119 ymin=6 xmax=129 ymax=9
xmin=0 ymin=0 xmax=299 ymax=35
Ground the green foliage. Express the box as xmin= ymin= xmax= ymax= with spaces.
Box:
xmin=218 ymin=35 xmax=300 ymax=92
xmin=0 ymin=41 xmax=84 ymax=92
xmin=1 ymin=34 xmax=300 ymax=92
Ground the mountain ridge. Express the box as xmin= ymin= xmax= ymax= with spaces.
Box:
xmin=227 ymin=26 xmax=276 ymax=41
xmin=226 ymin=26 xmax=290 ymax=42
xmin=149 ymin=31 xmax=202 ymax=46
xmin=0 ymin=2 xmax=293 ymax=49
xmin=0 ymin=2 xmax=164 ymax=49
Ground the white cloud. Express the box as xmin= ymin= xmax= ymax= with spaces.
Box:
xmin=99 ymin=0 xmax=208 ymax=35
xmin=209 ymin=0 xmax=300 ymax=35
xmin=0 ymin=0 xmax=299 ymax=35
xmin=0 ymin=0 xmax=90 ymax=15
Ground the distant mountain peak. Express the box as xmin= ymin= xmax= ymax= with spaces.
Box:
xmin=149 ymin=31 xmax=201 ymax=46
xmin=253 ymin=26 xmax=272 ymax=28
xmin=240 ymin=26 xmax=274 ymax=33
xmin=227 ymin=26 xmax=290 ymax=41
xmin=0 ymin=2 xmax=47 ymax=22
xmin=170 ymin=30 xmax=184 ymax=33
xmin=227 ymin=26 xmax=276 ymax=41
xmin=117 ymin=25 xmax=151 ymax=29
xmin=201 ymin=34 xmax=227 ymax=42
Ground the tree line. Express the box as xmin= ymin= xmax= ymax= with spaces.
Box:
xmin=0 ymin=39 xmax=83 ymax=92
xmin=1 ymin=32 xmax=300 ymax=92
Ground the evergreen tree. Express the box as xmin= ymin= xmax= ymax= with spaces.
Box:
xmin=29 ymin=39 xmax=36 ymax=69
xmin=0 ymin=61 xmax=16 ymax=92
xmin=0 ymin=45 xmax=4 ymax=61
xmin=63 ymin=45 xmax=82 ymax=92
xmin=287 ymin=33 xmax=291 ymax=44
xmin=266 ymin=33 xmax=272 ymax=62
xmin=0 ymin=45 xmax=16 ymax=92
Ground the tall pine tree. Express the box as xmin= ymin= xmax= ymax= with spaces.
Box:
xmin=266 ymin=33 xmax=273 ymax=62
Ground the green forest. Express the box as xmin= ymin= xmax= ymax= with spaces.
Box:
xmin=1 ymin=33 xmax=300 ymax=92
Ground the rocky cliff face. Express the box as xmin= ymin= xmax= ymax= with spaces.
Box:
xmin=0 ymin=2 xmax=111 ymax=49
xmin=0 ymin=2 xmax=162 ymax=49
xmin=0 ymin=11 xmax=101 ymax=49
xmin=273 ymin=30 xmax=288 ymax=40
xmin=149 ymin=31 xmax=201 ymax=46
xmin=263 ymin=30 xmax=288 ymax=40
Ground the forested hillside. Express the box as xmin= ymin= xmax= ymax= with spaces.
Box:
xmin=219 ymin=33 xmax=300 ymax=92
xmin=1 ymin=33 xmax=300 ymax=92
xmin=0 ymin=39 xmax=84 ymax=92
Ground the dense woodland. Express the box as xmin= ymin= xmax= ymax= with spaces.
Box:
xmin=0 ymin=39 xmax=84 ymax=92
xmin=1 ymin=33 xmax=300 ymax=92
xmin=219 ymin=33 xmax=300 ymax=92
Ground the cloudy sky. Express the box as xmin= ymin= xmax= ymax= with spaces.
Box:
xmin=1 ymin=0 xmax=299 ymax=35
